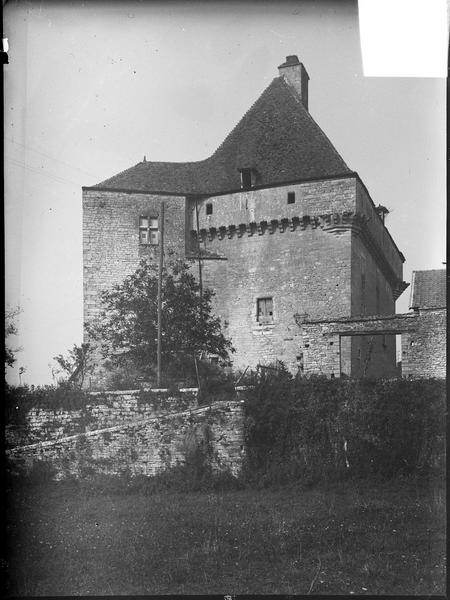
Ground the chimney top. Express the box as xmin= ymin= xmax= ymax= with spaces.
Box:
xmin=278 ymin=54 xmax=310 ymax=111
xmin=278 ymin=55 xmax=300 ymax=69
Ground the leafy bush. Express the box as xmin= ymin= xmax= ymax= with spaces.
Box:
xmin=5 ymin=383 xmax=91 ymax=428
xmin=196 ymin=361 xmax=237 ymax=405
xmin=243 ymin=374 xmax=446 ymax=487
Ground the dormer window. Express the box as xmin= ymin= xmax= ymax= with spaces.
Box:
xmin=287 ymin=192 xmax=295 ymax=204
xmin=238 ymin=167 xmax=256 ymax=190
xmin=139 ymin=216 xmax=159 ymax=245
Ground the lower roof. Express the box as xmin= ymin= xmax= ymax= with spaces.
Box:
xmin=410 ymin=269 xmax=447 ymax=309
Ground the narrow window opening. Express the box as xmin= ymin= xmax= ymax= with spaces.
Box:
xmin=257 ymin=297 xmax=273 ymax=324
xmin=361 ymin=273 xmax=366 ymax=314
xmin=206 ymin=203 xmax=213 ymax=215
xmin=241 ymin=170 xmax=252 ymax=190
xmin=287 ymin=192 xmax=295 ymax=204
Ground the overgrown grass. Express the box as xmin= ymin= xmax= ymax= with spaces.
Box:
xmin=4 ymin=475 xmax=445 ymax=595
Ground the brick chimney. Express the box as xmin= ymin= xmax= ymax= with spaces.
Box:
xmin=278 ymin=55 xmax=310 ymax=110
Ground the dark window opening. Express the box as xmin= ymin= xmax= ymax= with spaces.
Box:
xmin=360 ymin=273 xmax=366 ymax=314
xmin=240 ymin=169 xmax=253 ymax=190
xmin=206 ymin=203 xmax=213 ymax=215
xmin=287 ymin=192 xmax=295 ymax=204
xmin=257 ymin=297 xmax=273 ymax=324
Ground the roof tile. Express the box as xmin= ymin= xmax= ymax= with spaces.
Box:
xmin=410 ymin=269 xmax=447 ymax=309
xmin=92 ymin=77 xmax=352 ymax=195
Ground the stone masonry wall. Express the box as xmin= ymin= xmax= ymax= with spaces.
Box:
xmin=298 ymin=310 xmax=446 ymax=379
xmin=349 ymin=235 xmax=397 ymax=378
xmin=6 ymin=391 xmax=245 ymax=479
xmin=82 ymin=189 xmax=187 ymax=385
xmin=82 ymin=177 xmax=407 ymax=381
xmin=188 ymin=178 xmax=356 ymax=373
xmin=401 ymin=309 xmax=446 ymax=378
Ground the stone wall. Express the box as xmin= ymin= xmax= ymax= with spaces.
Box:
xmin=82 ymin=176 xmax=407 ymax=381
xmin=6 ymin=391 xmax=245 ymax=479
xmin=297 ymin=309 xmax=446 ymax=379
xmin=187 ymin=176 xmax=405 ymax=375
xmin=401 ymin=309 xmax=446 ymax=378
xmin=189 ymin=179 xmax=355 ymax=373
xmin=349 ymin=234 xmax=397 ymax=377
xmin=82 ymin=189 xmax=187 ymax=385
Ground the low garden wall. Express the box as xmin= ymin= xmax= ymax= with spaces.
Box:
xmin=6 ymin=389 xmax=245 ymax=480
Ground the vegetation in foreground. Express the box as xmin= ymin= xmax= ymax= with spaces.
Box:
xmin=4 ymin=475 xmax=445 ymax=596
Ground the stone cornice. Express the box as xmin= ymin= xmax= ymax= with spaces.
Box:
xmin=191 ymin=211 xmax=407 ymax=292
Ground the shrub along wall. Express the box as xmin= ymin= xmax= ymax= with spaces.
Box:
xmin=5 ymin=385 xmax=245 ymax=480
xmin=5 ymin=376 xmax=445 ymax=486
xmin=242 ymin=373 xmax=446 ymax=486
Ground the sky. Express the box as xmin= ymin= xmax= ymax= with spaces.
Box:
xmin=4 ymin=0 xmax=447 ymax=385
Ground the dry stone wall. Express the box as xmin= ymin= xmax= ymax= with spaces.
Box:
xmin=6 ymin=391 xmax=245 ymax=479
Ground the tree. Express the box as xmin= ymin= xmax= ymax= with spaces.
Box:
xmin=53 ymin=343 xmax=95 ymax=388
xmin=87 ymin=259 xmax=234 ymax=381
xmin=5 ymin=307 xmax=22 ymax=369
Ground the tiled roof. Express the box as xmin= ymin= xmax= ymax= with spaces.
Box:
xmin=410 ymin=269 xmax=447 ymax=309
xmin=92 ymin=77 xmax=352 ymax=195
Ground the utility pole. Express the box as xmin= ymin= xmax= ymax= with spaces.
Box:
xmin=156 ymin=201 xmax=165 ymax=387
xmin=194 ymin=197 xmax=203 ymax=394
xmin=194 ymin=197 xmax=203 ymax=301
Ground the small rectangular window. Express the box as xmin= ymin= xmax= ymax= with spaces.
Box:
xmin=139 ymin=229 xmax=149 ymax=244
xmin=287 ymin=192 xmax=295 ymax=204
xmin=257 ymin=297 xmax=273 ymax=323
xmin=206 ymin=203 xmax=213 ymax=215
xmin=240 ymin=169 xmax=252 ymax=190
xmin=139 ymin=215 xmax=159 ymax=245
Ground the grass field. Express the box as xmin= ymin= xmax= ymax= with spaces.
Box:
xmin=4 ymin=475 xmax=446 ymax=595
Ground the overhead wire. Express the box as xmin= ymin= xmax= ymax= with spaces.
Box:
xmin=5 ymin=155 xmax=82 ymax=187
xmin=5 ymin=137 xmax=99 ymax=179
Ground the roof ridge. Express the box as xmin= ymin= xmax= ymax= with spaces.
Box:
xmin=209 ymin=77 xmax=279 ymax=158
xmin=95 ymin=161 xmax=143 ymax=188
xmin=412 ymin=268 xmax=446 ymax=273
xmin=279 ymin=77 xmax=351 ymax=172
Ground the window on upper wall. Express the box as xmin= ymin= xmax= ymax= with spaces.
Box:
xmin=287 ymin=192 xmax=295 ymax=204
xmin=206 ymin=203 xmax=213 ymax=215
xmin=139 ymin=216 xmax=159 ymax=245
xmin=257 ymin=297 xmax=273 ymax=324
xmin=240 ymin=169 xmax=252 ymax=190
xmin=360 ymin=273 xmax=366 ymax=314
